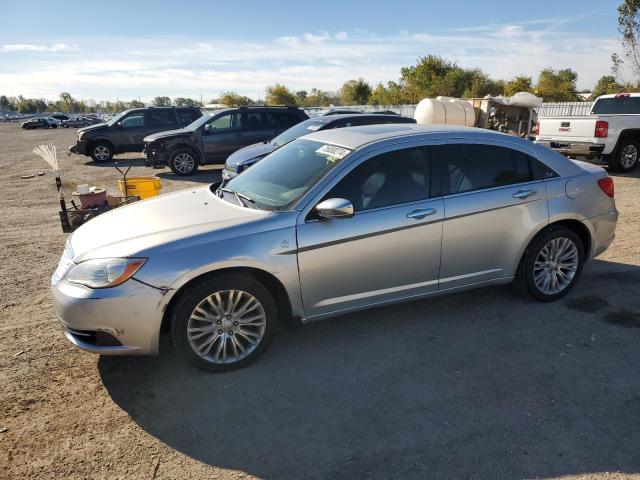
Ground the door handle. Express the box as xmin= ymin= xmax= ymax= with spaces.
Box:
xmin=512 ymin=189 xmax=537 ymax=199
xmin=406 ymin=208 xmax=437 ymax=219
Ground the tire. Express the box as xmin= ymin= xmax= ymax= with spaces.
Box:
xmin=90 ymin=141 xmax=113 ymax=163
xmin=514 ymin=226 xmax=585 ymax=302
xmin=170 ymin=274 xmax=277 ymax=372
xmin=62 ymin=123 xmax=69 ymax=128
xmin=609 ymin=138 xmax=639 ymax=172
xmin=51 ymin=124 xmax=57 ymax=129
xmin=169 ymin=148 xmax=199 ymax=176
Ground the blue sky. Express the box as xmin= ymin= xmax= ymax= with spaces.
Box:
xmin=0 ymin=0 xmax=623 ymax=102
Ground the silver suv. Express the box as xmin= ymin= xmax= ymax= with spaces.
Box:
xmin=52 ymin=125 xmax=618 ymax=372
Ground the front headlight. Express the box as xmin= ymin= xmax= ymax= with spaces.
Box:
xmin=78 ymin=131 xmax=85 ymax=140
xmin=66 ymin=258 xmax=146 ymax=289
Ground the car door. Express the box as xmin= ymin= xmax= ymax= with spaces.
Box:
xmin=433 ymin=141 xmax=549 ymax=289
xmin=117 ymin=111 xmax=147 ymax=151
xmin=201 ymin=111 xmax=244 ymax=163
xmin=296 ymin=145 xmax=444 ymax=319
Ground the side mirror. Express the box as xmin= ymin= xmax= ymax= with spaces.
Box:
xmin=315 ymin=198 xmax=354 ymax=219
xmin=205 ymin=124 xmax=216 ymax=133
xmin=116 ymin=121 xmax=124 ymax=129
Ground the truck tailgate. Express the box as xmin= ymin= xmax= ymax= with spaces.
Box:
xmin=537 ymin=117 xmax=596 ymax=143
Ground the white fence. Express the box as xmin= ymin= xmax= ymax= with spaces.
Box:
xmin=534 ymin=102 xmax=594 ymax=117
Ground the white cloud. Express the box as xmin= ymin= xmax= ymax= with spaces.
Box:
xmin=1 ymin=43 xmax=79 ymax=52
xmin=0 ymin=20 xmax=623 ymax=101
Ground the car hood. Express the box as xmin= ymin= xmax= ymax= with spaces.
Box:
xmin=144 ymin=128 xmax=188 ymax=143
xmin=78 ymin=123 xmax=107 ymax=134
xmin=226 ymin=142 xmax=277 ymax=167
xmin=69 ymin=186 xmax=269 ymax=261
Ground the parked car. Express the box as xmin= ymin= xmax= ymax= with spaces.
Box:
xmin=62 ymin=116 xmax=94 ymax=128
xmin=51 ymin=114 xmax=70 ymax=122
xmin=21 ymin=117 xmax=59 ymax=129
xmin=68 ymin=106 xmax=202 ymax=163
xmin=143 ymin=106 xmax=309 ymax=175
xmin=222 ymin=113 xmax=416 ymax=180
xmin=52 ymin=124 xmax=618 ymax=372
xmin=535 ymin=92 xmax=640 ymax=172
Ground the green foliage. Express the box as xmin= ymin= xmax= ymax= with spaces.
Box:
xmin=265 ymin=83 xmax=297 ymax=106
xmin=174 ymin=97 xmax=200 ymax=107
xmin=152 ymin=96 xmax=171 ymax=107
xmin=593 ymin=75 xmax=624 ymax=97
xmin=617 ymin=0 xmax=640 ymax=76
xmin=218 ymin=91 xmax=254 ymax=107
xmin=368 ymin=81 xmax=410 ymax=105
xmin=504 ymin=76 xmax=534 ymax=96
xmin=535 ymin=68 xmax=579 ymax=101
xmin=340 ymin=78 xmax=372 ymax=105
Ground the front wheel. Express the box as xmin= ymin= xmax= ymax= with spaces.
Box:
xmin=169 ymin=149 xmax=199 ymax=176
xmin=609 ymin=138 xmax=639 ymax=172
xmin=90 ymin=142 xmax=113 ymax=163
xmin=171 ymin=274 xmax=276 ymax=372
xmin=515 ymin=226 xmax=585 ymax=302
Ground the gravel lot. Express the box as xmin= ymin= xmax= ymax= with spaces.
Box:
xmin=1 ymin=122 xmax=639 ymax=480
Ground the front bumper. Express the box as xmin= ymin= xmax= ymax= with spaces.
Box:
xmin=52 ymin=278 xmax=166 ymax=355
xmin=142 ymin=145 xmax=168 ymax=168
xmin=68 ymin=140 xmax=88 ymax=155
xmin=535 ymin=140 xmax=606 ymax=158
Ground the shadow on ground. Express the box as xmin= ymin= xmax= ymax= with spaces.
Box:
xmin=99 ymin=259 xmax=640 ymax=479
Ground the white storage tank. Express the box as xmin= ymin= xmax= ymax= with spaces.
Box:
xmin=414 ymin=97 xmax=476 ymax=127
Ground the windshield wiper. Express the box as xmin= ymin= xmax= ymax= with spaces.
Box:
xmin=218 ymin=187 xmax=255 ymax=208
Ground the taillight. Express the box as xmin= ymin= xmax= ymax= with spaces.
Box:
xmin=533 ymin=121 xmax=540 ymax=136
xmin=595 ymin=120 xmax=608 ymax=138
xmin=598 ymin=177 xmax=614 ymax=198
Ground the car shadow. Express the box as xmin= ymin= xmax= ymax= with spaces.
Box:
xmin=99 ymin=259 xmax=640 ymax=479
xmin=156 ymin=166 xmax=223 ymax=184
xmin=82 ymin=158 xmax=148 ymax=168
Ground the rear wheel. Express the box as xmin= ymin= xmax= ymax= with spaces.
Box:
xmin=515 ymin=226 xmax=585 ymax=302
xmin=90 ymin=142 xmax=113 ymax=163
xmin=609 ymin=138 xmax=639 ymax=172
xmin=169 ymin=149 xmax=198 ymax=176
xmin=171 ymin=274 xmax=276 ymax=372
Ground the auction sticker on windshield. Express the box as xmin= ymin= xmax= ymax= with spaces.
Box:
xmin=316 ymin=144 xmax=352 ymax=160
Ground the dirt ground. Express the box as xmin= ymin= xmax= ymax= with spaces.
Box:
xmin=0 ymin=121 xmax=639 ymax=480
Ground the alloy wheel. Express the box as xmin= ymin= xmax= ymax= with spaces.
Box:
xmin=94 ymin=145 xmax=110 ymax=161
xmin=174 ymin=153 xmax=195 ymax=174
xmin=533 ymin=237 xmax=579 ymax=295
xmin=621 ymin=144 xmax=638 ymax=170
xmin=187 ymin=290 xmax=267 ymax=364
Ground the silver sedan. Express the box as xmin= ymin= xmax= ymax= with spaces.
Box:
xmin=52 ymin=125 xmax=618 ymax=371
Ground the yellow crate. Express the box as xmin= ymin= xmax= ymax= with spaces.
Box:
xmin=117 ymin=177 xmax=162 ymax=199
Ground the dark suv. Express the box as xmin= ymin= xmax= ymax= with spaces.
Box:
xmin=69 ymin=106 xmax=202 ymax=163
xmin=143 ymin=106 xmax=308 ymax=175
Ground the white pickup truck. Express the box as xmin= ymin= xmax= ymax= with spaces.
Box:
xmin=535 ymin=93 xmax=640 ymax=172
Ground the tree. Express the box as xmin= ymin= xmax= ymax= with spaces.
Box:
xmin=400 ymin=55 xmax=461 ymax=102
xmin=152 ymin=96 xmax=171 ymax=107
xmin=617 ymin=0 xmax=640 ymax=77
xmin=340 ymin=78 xmax=372 ymax=105
xmin=0 ymin=95 xmax=14 ymax=111
xmin=504 ymin=76 xmax=534 ymax=96
xmin=295 ymin=90 xmax=308 ymax=105
xmin=535 ymin=68 xmax=579 ymax=101
xmin=127 ymin=100 xmax=145 ymax=108
xmin=174 ymin=97 xmax=199 ymax=107
xmin=218 ymin=91 xmax=254 ymax=107
xmin=593 ymin=75 xmax=624 ymax=97
xmin=265 ymin=84 xmax=297 ymax=106
xmin=368 ymin=81 xmax=410 ymax=105
xmin=460 ymin=70 xmax=504 ymax=98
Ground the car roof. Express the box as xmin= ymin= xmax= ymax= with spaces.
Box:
xmin=303 ymin=124 xmax=511 ymax=149
xmin=306 ymin=113 xmax=409 ymax=125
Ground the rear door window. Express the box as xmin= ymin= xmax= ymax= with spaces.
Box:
xmin=177 ymin=109 xmax=200 ymax=125
xmin=245 ymin=111 xmax=267 ymax=130
xmin=432 ymin=144 xmax=537 ymax=195
xmin=147 ymin=109 xmax=178 ymax=127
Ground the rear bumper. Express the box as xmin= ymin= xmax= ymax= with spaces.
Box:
xmin=590 ymin=208 xmax=619 ymax=258
xmin=535 ymin=140 xmax=606 ymax=157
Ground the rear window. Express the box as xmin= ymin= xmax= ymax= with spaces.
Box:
xmin=591 ymin=97 xmax=640 ymax=114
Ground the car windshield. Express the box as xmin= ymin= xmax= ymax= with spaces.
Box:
xmin=271 ymin=119 xmax=327 ymax=147
xmin=183 ymin=111 xmax=226 ymax=131
xmin=221 ymin=138 xmax=353 ymax=211
xmin=106 ymin=111 xmax=129 ymax=126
